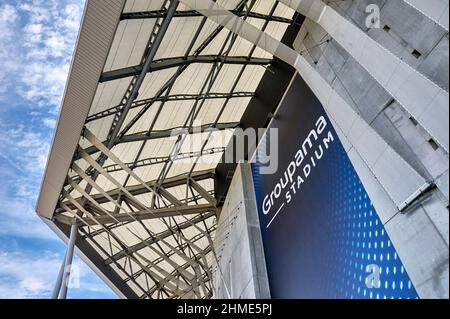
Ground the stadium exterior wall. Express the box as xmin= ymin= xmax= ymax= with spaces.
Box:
xmin=292 ymin=0 xmax=448 ymax=298
xmin=213 ymin=1 xmax=448 ymax=299
xmin=212 ymin=163 xmax=270 ymax=299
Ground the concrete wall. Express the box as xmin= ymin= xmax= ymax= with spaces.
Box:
xmin=212 ymin=163 xmax=270 ymax=299
xmin=212 ymin=1 xmax=448 ymax=299
xmin=293 ymin=0 xmax=449 ymax=299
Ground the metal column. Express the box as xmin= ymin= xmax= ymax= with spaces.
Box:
xmin=53 ymin=223 xmax=78 ymax=299
xmin=51 ymin=255 xmax=66 ymax=299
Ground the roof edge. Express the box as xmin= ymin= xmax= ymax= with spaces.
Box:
xmin=36 ymin=0 xmax=126 ymax=219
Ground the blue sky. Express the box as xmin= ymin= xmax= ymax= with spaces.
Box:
xmin=0 ymin=0 xmax=117 ymax=299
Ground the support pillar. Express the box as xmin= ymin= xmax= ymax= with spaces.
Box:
xmin=53 ymin=223 xmax=78 ymax=299
xmin=51 ymin=255 xmax=66 ymax=299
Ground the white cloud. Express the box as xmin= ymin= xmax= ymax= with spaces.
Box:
xmin=0 ymin=4 xmax=19 ymax=97
xmin=0 ymin=122 xmax=54 ymax=240
xmin=0 ymin=124 xmax=51 ymax=174
xmin=0 ymin=187 xmax=55 ymax=240
xmin=0 ymin=0 xmax=115 ymax=299
xmin=18 ymin=61 xmax=71 ymax=109
xmin=0 ymin=0 xmax=84 ymax=109
xmin=0 ymin=250 xmax=60 ymax=298
xmin=0 ymin=250 xmax=112 ymax=298
xmin=0 ymin=4 xmax=17 ymax=35
xmin=42 ymin=117 xmax=57 ymax=129
xmin=0 ymin=0 xmax=84 ymax=242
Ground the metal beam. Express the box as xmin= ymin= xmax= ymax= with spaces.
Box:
xmin=75 ymin=0 xmax=180 ymax=225
xmin=105 ymin=212 xmax=216 ymax=264
xmin=51 ymin=220 xmax=141 ymax=299
xmin=121 ymin=9 xmax=293 ymax=24
xmin=77 ymin=123 xmax=238 ymax=159
xmin=129 ymin=238 xmax=214 ymax=298
xmin=57 ymin=223 xmax=78 ymax=299
xmin=144 ymin=245 xmax=213 ymax=297
xmin=104 ymin=0 xmax=180 ymax=147
xmin=62 ymin=169 xmax=215 ymax=209
xmin=118 ymin=122 xmax=239 ymax=144
xmin=51 ymin=255 xmax=66 ymax=299
xmin=65 ymin=203 xmax=216 ymax=226
xmin=100 ymin=147 xmax=225 ymax=175
xmin=151 ymin=0 xmax=263 ymax=199
xmin=159 ymin=187 xmax=183 ymax=207
xmin=86 ymin=92 xmax=254 ymax=123
xmin=86 ymin=92 xmax=255 ymax=123
xmin=113 ymin=0 xmax=251 ymax=141
xmin=75 ymin=190 xmax=214 ymax=238
xmin=189 ymin=178 xmax=217 ymax=205
xmin=126 ymin=227 xmax=214 ymax=277
xmin=100 ymin=55 xmax=273 ymax=82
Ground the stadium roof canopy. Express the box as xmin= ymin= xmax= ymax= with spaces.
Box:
xmin=36 ymin=0 xmax=300 ymax=299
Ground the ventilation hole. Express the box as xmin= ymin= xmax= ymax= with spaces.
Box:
xmin=428 ymin=139 xmax=439 ymax=151
xmin=412 ymin=49 xmax=422 ymax=59
xmin=383 ymin=25 xmax=391 ymax=32
xmin=409 ymin=117 xmax=418 ymax=126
